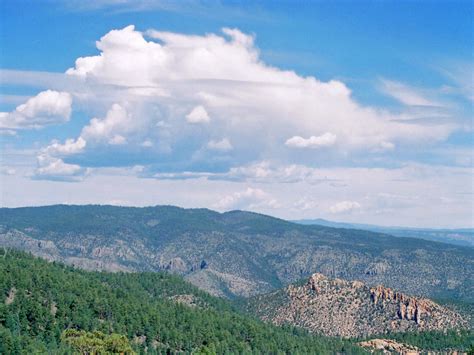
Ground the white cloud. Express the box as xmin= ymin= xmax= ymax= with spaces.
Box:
xmin=40 ymin=103 xmax=137 ymax=163
xmin=44 ymin=137 xmax=87 ymax=156
xmin=329 ymin=200 xmax=361 ymax=214
xmin=60 ymin=25 xmax=454 ymax=166
xmin=285 ymin=133 xmax=337 ymax=149
xmin=437 ymin=62 xmax=474 ymax=102
xmin=379 ymin=79 xmax=441 ymax=107
xmin=34 ymin=154 xmax=88 ymax=182
xmin=186 ymin=105 xmax=210 ymax=124
xmin=222 ymin=161 xmax=333 ymax=184
xmin=207 ymin=138 xmax=233 ymax=151
xmin=0 ymin=69 xmax=82 ymax=94
xmin=213 ymin=187 xmax=279 ymax=210
xmin=0 ymin=90 xmax=72 ymax=129
xmin=81 ymin=104 xmax=133 ymax=143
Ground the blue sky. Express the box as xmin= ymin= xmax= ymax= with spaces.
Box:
xmin=0 ymin=0 xmax=472 ymax=227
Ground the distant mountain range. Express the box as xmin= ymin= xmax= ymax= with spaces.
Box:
xmin=1 ymin=205 xmax=473 ymax=303
xmin=294 ymin=218 xmax=474 ymax=248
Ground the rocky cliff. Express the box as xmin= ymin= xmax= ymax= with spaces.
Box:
xmin=249 ymin=273 xmax=468 ymax=338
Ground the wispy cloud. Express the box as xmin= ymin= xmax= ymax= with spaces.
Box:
xmin=379 ymin=79 xmax=442 ymax=107
xmin=0 ymin=69 xmax=81 ymax=91
xmin=437 ymin=62 xmax=474 ymax=102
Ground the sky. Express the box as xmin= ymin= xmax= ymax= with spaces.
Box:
xmin=0 ymin=0 xmax=472 ymax=227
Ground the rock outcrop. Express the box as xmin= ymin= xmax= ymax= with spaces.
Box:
xmin=370 ymin=285 xmax=437 ymax=325
xmin=250 ymin=273 xmax=468 ymax=338
xmin=358 ymin=339 xmax=420 ymax=354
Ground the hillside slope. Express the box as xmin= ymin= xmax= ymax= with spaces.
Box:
xmin=0 ymin=251 xmax=365 ymax=354
xmin=247 ymin=273 xmax=468 ymax=338
xmin=0 ymin=205 xmax=473 ymax=301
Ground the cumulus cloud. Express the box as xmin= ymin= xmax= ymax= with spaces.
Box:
xmin=44 ymin=137 xmax=87 ymax=156
xmin=34 ymin=154 xmax=89 ymax=182
xmin=285 ymin=133 xmax=337 ymax=149
xmin=81 ymin=104 xmax=133 ymax=143
xmin=329 ymin=200 xmax=361 ymax=214
xmin=40 ymin=104 xmax=133 ymax=163
xmin=0 ymin=90 xmax=72 ymax=129
xmin=28 ymin=25 xmax=457 ymax=182
xmin=64 ymin=26 xmax=453 ymax=152
xmin=213 ymin=187 xmax=279 ymax=210
xmin=186 ymin=105 xmax=210 ymax=124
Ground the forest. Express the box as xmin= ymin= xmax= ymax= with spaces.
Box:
xmin=1 ymin=250 xmax=472 ymax=354
xmin=0 ymin=250 xmax=365 ymax=354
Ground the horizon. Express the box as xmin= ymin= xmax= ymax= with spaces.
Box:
xmin=1 ymin=202 xmax=473 ymax=230
xmin=1 ymin=0 xmax=473 ymax=228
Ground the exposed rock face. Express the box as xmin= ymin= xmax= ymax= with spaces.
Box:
xmin=370 ymin=285 xmax=436 ymax=325
xmin=358 ymin=339 xmax=420 ymax=354
xmin=163 ymin=257 xmax=187 ymax=273
xmin=250 ymin=273 xmax=468 ymax=338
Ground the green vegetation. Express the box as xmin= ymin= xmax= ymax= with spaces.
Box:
xmin=0 ymin=250 xmax=366 ymax=354
xmin=61 ymin=329 xmax=135 ymax=354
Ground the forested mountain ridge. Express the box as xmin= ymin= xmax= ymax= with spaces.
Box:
xmin=0 ymin=205 xmax=473 ymax=302
xmin=0 ymin=250 xmax=367 ymax=354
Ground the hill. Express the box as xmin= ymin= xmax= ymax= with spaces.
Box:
xmin=0 ymin=205 xmax=473 ymax=301
xmin=294 ymin=219 xmax=474 ymax=248
xmin=0 ymin=250 xmax=365 ymax=354
xmin=246 ymin=273 xmax=468 ymax=338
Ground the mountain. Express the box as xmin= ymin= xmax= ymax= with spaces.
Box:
xmin=0 ymin=205 xmax=473 ymax=302
xmin=0 ymin=250 xmax=366 ymax=354
xmin=2 ymin=251 xmax=473 ymax=354
xmin=246 ymin=273 xmax=468 ymax=338
xmin=294 ymin=219 xmax=474 ymax=248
